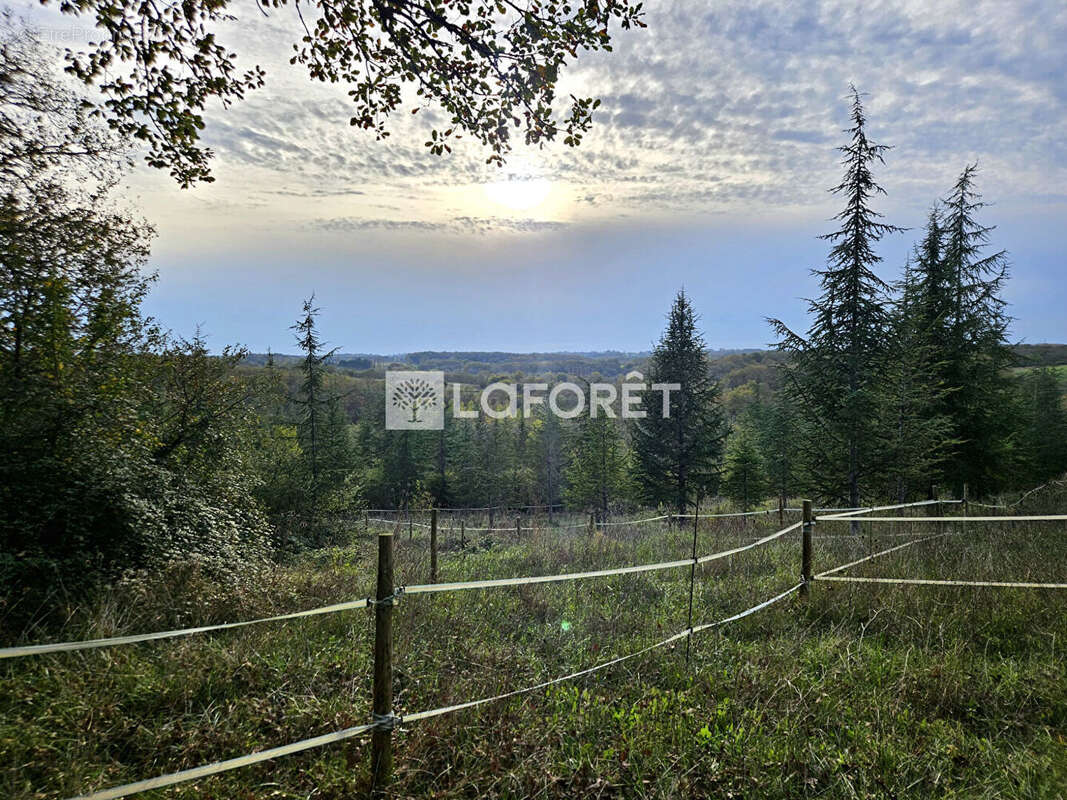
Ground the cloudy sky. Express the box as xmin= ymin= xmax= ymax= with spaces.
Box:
xmin=20 ymin=0 xmax=1067 ymax=354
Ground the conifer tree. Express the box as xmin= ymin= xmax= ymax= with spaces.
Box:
xmin=632 ymin=290 xmax=726 ymax=513
xmin=428 ymin=390 xmax=456 ymax=507
xmin=292 ymin=296 xmax=333 ymax=487
xmin=769 ymin=87 xmax=902 ymax=508
xmin=722 ymin=425 xmax=769 ymax=511
xmin=751 ymin=395 xmax=799 ymax=512
xmin=449 ymin=419 xmax=484 ymax=509
xmin=534 ymin=402 xmax=565 ymax=513
xmin=291 ymin=296 xmax=354 ymax=516
xmin=381 ymin=430 xmax=421 ymax=509
xmin=914 ymin=164 xmax=1014 ymax=494
xmin=879 ymin=257 xmax=954 ymax=502
xmin=564 ymin=390 xmax=627 ymax=520
xmin=1020 ymin=368 xmax=1067 ymax=484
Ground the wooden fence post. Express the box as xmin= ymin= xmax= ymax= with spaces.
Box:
xmin=588 ymin=512 xmax=594 ymax=535
xmin=778 ymin=494 xmax=784 ymax=527
xmin=933 ymin=484 xmax=944 ymax=537
xmin=801 ymin=500 xmax=813 ymax=598
xmin=460 ymin=517 xmax=466 ymax=549
xmin=430 ymin=508 xmax=438 ymax=584
xmin=408 ymin=512 xmax=413 ymax=542
xmin=963 ymin=483 xmax=969 ymax=518
xmin=370 ymin=528 xmax=395 ymax=795
xmin=516 ymin=515 xmax=521 ymax=540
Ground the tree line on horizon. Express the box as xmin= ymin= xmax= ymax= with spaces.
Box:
xmin=2 ymin=24 xmax=1066 ymax=597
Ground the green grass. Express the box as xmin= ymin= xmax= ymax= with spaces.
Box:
xmin=2 ymin=500 xmax=1066 ymax=799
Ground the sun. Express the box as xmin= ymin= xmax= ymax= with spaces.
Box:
xmin=482 ymin=177 xmax=552 ymax=212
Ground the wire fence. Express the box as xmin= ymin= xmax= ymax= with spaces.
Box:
xmin=5 ymin=485 xmax=1064 ymax=800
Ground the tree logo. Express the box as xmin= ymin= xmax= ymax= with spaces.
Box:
xmin=386 ymin=371 xmax=445 ymax=430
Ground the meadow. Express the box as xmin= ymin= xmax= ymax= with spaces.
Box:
xmin=2 ymin=490 xmax=1066 ymax=800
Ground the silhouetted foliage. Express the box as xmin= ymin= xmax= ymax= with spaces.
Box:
xmin=49 ymin=0 xmax=646 ymax=185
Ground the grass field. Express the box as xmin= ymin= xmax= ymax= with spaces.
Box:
xmin=2 ymin=492 xmax=1066 ymax=800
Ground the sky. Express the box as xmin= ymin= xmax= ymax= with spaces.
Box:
xmin=17 ymin=0 xmax=1067 ymax=354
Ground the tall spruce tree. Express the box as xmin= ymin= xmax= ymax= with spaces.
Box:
xmin=769 ymin=87 xmax=902 ymax=508
xmin=913 ymin=164 xmax=1014 ymax=495
xmin=291 ymin=297 xmax=354 ymax=517
xmin=632 ymin=290 xmax=726 ymax=514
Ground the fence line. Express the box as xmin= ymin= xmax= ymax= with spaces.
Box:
xmin=597 ymin=514 xmax=672 ymax=526
xmin=968 ymin=479 xmax=1065 ymax=510
xmin=697 ymin=522 xmax=801 ymax=565
xmin=404 ymin=522 xmax=801 ymax=596
xmin=369 ymin=512 xmax=691 ymax=530
xmin=3 ymin=522 xmax=801 ymax=660
xmin=372 ymin=507 xmax=807 ymax=531
xmin=817 ymin=576 xmax=1067 ymax=590
xmin=363 ymin=504 xmax=567 ymax=513
xmin=404 ymin=557 xmax=695 ymax=595
xmin=787 ymin=506 xmax=866 ymax=513
xmin=820 ymin=499 xmax=960 ymax=519
xmin=819 ymin=515 xmax=1067 ymax=524
xmin=69 ymin=583 xmax=803 ymax=800
xmin=0 ymin=598 xmax=371 ymax=661
xmin=814 ymin=532 xmax=955 ymax=579
xmin=368 ymin=498 xmax=981 ymax=530
xmin=813 ymin=532 xmax=965 ymax=539
xmin=14 ymin=509 xmax=1058 ymax=665
xmin=71 ymin=721 xmax=378 ymax=800
xmin=677 ymin=509 xmax=776 ymax=519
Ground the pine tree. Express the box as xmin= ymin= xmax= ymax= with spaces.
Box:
xmin=632 ymin=290 xmax=726 ymax=513
xmin=722 ymin=425 xmax=769 ymax=511
xmin=381 ymin=430 xmax=421 ymax=509
xmin=290 ymin=296 xmax=354 ymax=517
xmin=564 ymin=390 xmax=627 ymax=520
xmin=751 ymin=395 xmax=799 ymax=511
xmin=915 ymin=164 xmax=1014 ymax=495
xmin=292 ymin=296 xmax=333 ymax=488
xmin=428 ymin=390 xmax=455 ymax=507
xmin=769 ymin=87 xmax=902 ymax=507
xmin=449 ymin=419 xmax=484 ymax=509
xmin=1020 ymin=368 xmax=1067 ymax=484
xmin=533 ymin=403 xmax=565 ymax=515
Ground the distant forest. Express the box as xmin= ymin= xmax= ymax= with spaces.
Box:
xmin=239 ymin=347 xmax=764 ymax=379
xmin=243 ymin=343 xmax=1067 ymax=417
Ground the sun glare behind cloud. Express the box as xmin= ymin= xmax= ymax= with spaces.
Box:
xmin=483 ymin=177 xmax=553 ymax=211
